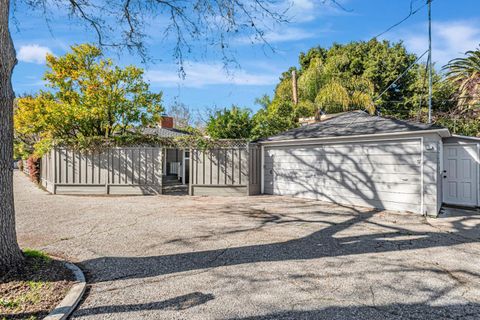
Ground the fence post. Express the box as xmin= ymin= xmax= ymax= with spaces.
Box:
xmin=188 ymin=148 xmax=194 ymax=196
xmin=104 ymin=148 xmax=110 ymax=194
xmin=246 ymin=144 xmax=251 ymax=196
xmin=52 ymin=148 xmax=57 ymax=194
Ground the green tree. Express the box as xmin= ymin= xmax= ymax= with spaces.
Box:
xmin=436 ymin=50 xmax=480 ymax=136
xmin=444 ymin=49 xmax=480 ymax=109
xmin=14 ymin=44 xmax=164 ymax=155
xmin=314 ymin=77 xmax=375 ymax=114
xmin=406 ymin=63 xmax=457 ymax=122
xmin=292 ymin=39 xmax=421 ymax=117
xmin=251 ymin=100 xmax=297 ymax=141
xmin=206 ymin=106 xmax=253 ymax=139
xmin=252 ymin=39 xmax=457 ymax=140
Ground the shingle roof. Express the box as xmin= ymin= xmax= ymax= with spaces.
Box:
xmin=258 ymin=111 xmax=445 ymax=142
xmin=141 ymin=126 xmax=191 ymax=138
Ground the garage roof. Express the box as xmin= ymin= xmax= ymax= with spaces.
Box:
xmin=258 ymin=110 xmax=446 ymax=142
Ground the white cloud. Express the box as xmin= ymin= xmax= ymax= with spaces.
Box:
xmin=232 ymin=0 xmax=339 ymax=47
xmin=16 ymin=80 xmax=47 ymax=87
xmin=287 ymin=0 xmax=316 ymax=22
xmin=282 ymin=0 xmax=351 ymax=23
xmin=17 ymin=45 xmax=52 ymax=64
xmin=146 ymin=62 xmax=278 ymax=88
xmin=395 ymin=20 xmax=480 ymax=67
xmin=237 ymin=27 xmax=316 ymax=44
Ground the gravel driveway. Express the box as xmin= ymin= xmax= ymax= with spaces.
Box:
xmin=14 ymin=171 xmax=480 ymax=319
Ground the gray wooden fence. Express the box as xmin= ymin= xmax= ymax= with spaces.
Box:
xmin=189 ymin=143 xmax=261 ymax=196
xmin=40 ymin=147 xmax=163 ymax=195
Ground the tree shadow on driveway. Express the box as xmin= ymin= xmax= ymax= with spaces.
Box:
xmin=227 ymin=303 xmax=480 ymax=320
xmin=81 ymin=208 xmax=480 ymax=284
xmin=73 ymin=292 xmax=214 ymax=317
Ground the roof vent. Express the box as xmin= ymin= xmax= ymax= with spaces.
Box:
xmin=298 ymin=117 xmax=317 ymax=126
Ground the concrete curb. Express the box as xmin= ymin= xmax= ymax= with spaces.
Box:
xmin=44 ymin=262 xmax=86 ymax=320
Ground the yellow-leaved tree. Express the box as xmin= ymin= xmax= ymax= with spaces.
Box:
xmin=14 ymin=44 xmax=164 ymax=156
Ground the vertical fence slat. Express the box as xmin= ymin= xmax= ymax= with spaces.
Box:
xmin=207 ymin=150 xmax=212 ymax=185
xmin=223 ymin=149 xmax=227 ymax=185
xmin=129 ymin=148 xmax=135 ymax=184
xmin=202 ymin=150 xmax=206 ymax=185
xmin=138 ymin=148 xmax=142 ymax=185
xmin=239 ymin=149 xmax=242 ymax=185
xmin=104 ymin=149 xmax=109 ymax=193
xmin=217 ymin=149 xmax=221 ymax=185
xmin=65 ymin=149 xmax=68 ymax=184
xmin=121 ymin=149 xmax=125 ymax=184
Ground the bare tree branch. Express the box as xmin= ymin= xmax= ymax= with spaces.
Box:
xmin=16 ymin=0 xmax=293 ymax=70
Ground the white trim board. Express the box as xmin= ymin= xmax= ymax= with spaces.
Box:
xmin=451 ymin=134 xmax=480 ymax=141
xmin=258 ymin=129 xmax=449 ymax=147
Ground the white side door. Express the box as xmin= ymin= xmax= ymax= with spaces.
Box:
xmin=443 ymin=144 xmax=479 ymax=206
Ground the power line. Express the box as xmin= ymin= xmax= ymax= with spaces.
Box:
xmin=374 ymin=49 xmax=429 ymax=103
xmin=373 ymin=0 xmax=433 ymax=39
xmin=417 ymin=56 xmax=429 ymax=121
xmin=374 ymin=92 xmax=480 ymax=106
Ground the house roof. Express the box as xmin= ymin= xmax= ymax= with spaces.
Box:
xmin=258 ymin=111 xmax=447 ymax=143
xmin=141 ymin=126 xmax=191 ymax=138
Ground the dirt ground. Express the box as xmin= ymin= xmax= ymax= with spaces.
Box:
xmin=0 ymin=252 xmax=73 ymax=320
xmin=14 ymin=171 xmax=480 ymax=319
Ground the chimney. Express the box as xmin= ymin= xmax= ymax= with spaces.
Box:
xmin=159 ymin=116 xmax=174 ymax=128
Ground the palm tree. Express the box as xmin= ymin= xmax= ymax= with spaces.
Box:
xmin=314 ymin=76 xmax=375 ymax=115
xmin=443 ymin=49 xmax=480 ymax=109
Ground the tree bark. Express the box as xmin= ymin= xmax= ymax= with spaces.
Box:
xmin=0 ymin=0 xmax=24 ymax=273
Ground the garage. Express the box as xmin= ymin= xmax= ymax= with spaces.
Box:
xmin=258 ymin=111 xmax=450 ymax=215
xmin=263 ymin=139 xmax=422 ymax=213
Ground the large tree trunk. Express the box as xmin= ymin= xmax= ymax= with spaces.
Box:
xmin=0 ymin=0 xmax=24 ymax=273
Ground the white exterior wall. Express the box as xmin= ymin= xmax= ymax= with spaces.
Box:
xmin=262 ymin=133 xmax=442 ymax=215
xmin=422 ymin=133 xmax=442 ymax=215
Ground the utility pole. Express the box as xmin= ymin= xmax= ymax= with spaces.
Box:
xmin=427 ymin=0 xmax=432 ymax=123
xmin=291 ymin=70 xmax=298 ymax=105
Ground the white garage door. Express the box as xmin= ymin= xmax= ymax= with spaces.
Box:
xmin=263 ymin=140 xmax=422 ymax=213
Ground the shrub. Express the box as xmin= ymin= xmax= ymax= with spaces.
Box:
xmin=26 ymin=156 xmax=40 ymax=183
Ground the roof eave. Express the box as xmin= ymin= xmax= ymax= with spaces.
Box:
xmin=259 ymin=128 xmax=451 ymax=146
xmin=451 ymin=134 xmax=480 ymax=141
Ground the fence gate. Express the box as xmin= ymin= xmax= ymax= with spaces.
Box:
xmin=189 ymin=143 xmax=261 ymax=196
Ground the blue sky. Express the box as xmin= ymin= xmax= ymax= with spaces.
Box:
xmin=10 ymin=0 xmax=480 ymax=116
